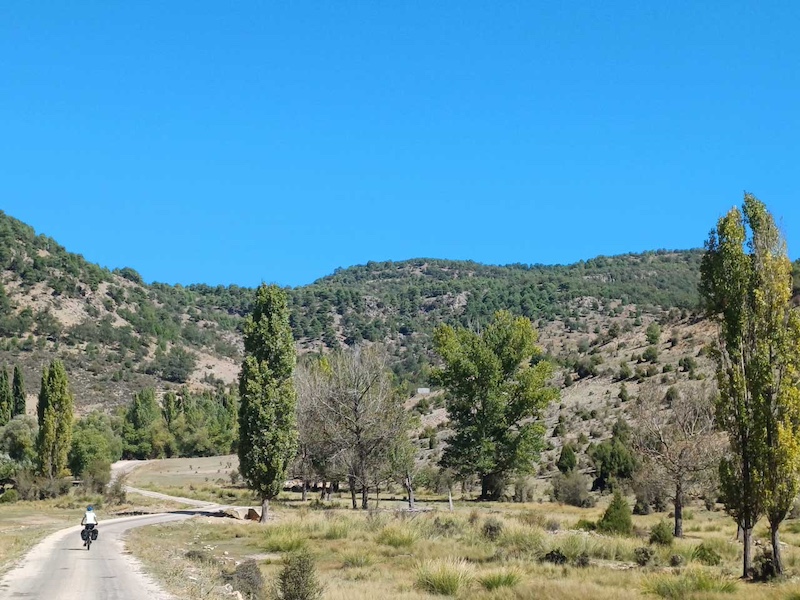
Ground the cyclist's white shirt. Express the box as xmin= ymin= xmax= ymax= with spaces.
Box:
xmin=83 ymin=511 xmax=98 ymax=525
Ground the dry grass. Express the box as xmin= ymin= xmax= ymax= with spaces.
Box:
xmin=122 ymin=498 xmax=800 ymax=600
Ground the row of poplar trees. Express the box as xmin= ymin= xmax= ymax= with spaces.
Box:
xmin=0 ymin=359 xmax=74 ymax=480
xmin=700 ymin=194 xmax=800 ymax=578
xmin=0 ymin=365 xmax=26 ymax=426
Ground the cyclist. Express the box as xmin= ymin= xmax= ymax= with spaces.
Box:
xmin=81 ymin=505 xmax=99 ymax=546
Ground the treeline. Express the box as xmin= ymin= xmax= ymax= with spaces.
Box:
xmin=0 ymin=358 xmax=237 ymax=501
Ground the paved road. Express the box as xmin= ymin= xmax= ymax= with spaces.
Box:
xmin=0 ymin=462 xmax=223 ymax=599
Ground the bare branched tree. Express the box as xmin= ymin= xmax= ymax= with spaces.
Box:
xmin=633 ymin=381 xmax=726 ymax=537
xmin=295 ymin=346 xmax=409 ymax=510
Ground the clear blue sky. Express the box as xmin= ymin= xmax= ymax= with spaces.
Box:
xmin=1 ymin=2 xmax=799 ymax=287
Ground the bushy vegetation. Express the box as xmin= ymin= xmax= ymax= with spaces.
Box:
xmin=272 ymin=550 xmax=322 ymax=600
xmin=597 ymin=490 xmax=633 ymax=535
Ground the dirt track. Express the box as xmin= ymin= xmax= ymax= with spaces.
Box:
xmin=0 ymin=461 xmax=221 ymax=600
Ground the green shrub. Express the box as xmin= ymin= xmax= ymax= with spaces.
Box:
xmin=575 ymin=518 xmax=596 ymax=531
xmin=691 ymin=543 xmax=721 ymax=566
xmin=415 ymin=558 xmax=473 ymax=595
xmin=556 ymin=445 xmax=577 ymax=474
xmin=634 ymin=546 xmax=655 ymax=566
xmin=597 ymin=491 xmax=633 ymax=535
xmin=272 ymin=550 xmax=323 ymax=600
xmin=482 ymin=517 xmax=504 ymax=541
xmin=649 ymin=520 xmax=674 ymax=546
xmin=228 ymin=559 xmax=265 ymax=600
xmin=0 ymin=488 xmax=19 ymax=503
xmin=551 ymin=471 xmax=594 ymax=507
xmin=478 ymin=569 xmax=521 ymax=590
xmin=669 ymin=554 xmax=684 ymax=567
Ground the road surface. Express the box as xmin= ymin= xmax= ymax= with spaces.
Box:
xmin=0 ymin=462 xmax=221 ymax=599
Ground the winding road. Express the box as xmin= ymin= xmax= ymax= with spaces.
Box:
xmin=0 ymin=462 xmax=219 ymax=600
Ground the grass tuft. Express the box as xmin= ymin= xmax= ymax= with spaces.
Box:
xmin=644 ymin=569 xmax=736 ymax=599
xmin=262 ymin=525 xmax=308 ymax=552
xmin=341 ymin=550 xmax=374 ymax=569
xmin=376 ymin=524 xmax=417 ymax=548
xmin=415 ymin=557 xmax=474 ymax=595
xmin=478 ymin=568 xmax=522 ymax=590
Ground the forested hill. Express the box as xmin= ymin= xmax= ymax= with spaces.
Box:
xmin=0 ymin=209 xmax=775 ymax=408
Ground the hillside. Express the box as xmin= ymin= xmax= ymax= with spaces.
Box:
xmin=0 ymin=209 xmax=757 ymax=416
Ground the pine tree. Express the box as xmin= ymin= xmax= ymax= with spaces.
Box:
xmin=238 ymin=284 xmax=298 ymax=522
xmin=0 ymin=367 xmax=12 ymax=426
xmin=36 ymin=360 xmax=74 ymax=479
xmin=12 ymin=366 xmax=25 ymax=417
xmin=557 ymin=444 xmax=577 ymax=474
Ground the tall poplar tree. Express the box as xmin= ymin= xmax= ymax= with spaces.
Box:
xmin=238 ymin=284 xmax=298 ymax=522
xmin=433 ymin=310 xmax=559 ymax=500
xmin=0 ymin=367 xmax=12 ymax=426
xmin=700 ymin=194 xmax=800 ymax=576
xmin=36 ymin=360 xmax=74 ymax=479
xmin=12 ymin=366 xmax=25 ymax=417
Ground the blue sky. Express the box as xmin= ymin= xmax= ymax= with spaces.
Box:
xmin=1 ymin=2 xmax=799 ymax=287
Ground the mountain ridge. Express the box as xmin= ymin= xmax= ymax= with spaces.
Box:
xmin=0 ymin=209 xmax=772 ymax=414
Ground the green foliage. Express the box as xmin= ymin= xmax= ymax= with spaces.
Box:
xmin=0 ymin=415 xmax=37 ymax=464
xmin=147 ymin=346 xmax=197 ymax=383
xmin=556 ymin=444 xmax=577 ymax=474
xmin=433 ymin=310 xmax=559 ymax=499
xmin=691 ymin=543 xmax=722 ymax=566
xmin=617 ymin=361 xmax=633 ymax=381
xmin=35 ymin=360 xmax=74 ymax=478
xmin=70 ymin=411 xmax=123 ymax=477
xmin=272 ymin=550 xmax=323 ymax=600
xmin=700 ymin=194 xmax=800 ymax=576
xmin=226 ymin=559 xmax=265 ymax=600
xmin=0 ymin=488 xmax=19 ymax=503
xmin=12 ymin=366 xmax=25 ymax=418
xmin=645 ymin=322 xmax=661 ymax=345
xmin=587 ymin=431 xmax=636 ymax=492
xmin=0 ymin=368 xmax=12 ymax=426
xmin=618 ymin=383 xmax=630 ymax=402
xmin=597 ymin=490 xmax=633 ymax=535
xmin=551 ymin=471 xmax=593 ymax=507
xmin=239 ymin=284 xmax=298 ymax=510
xmin=642 ymin=345 xmax=659 ymax=363
xmin=634 ymin=546 xmax=655 ymax=566
xmin=649 ymin=520 xmax=674 ymax=546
